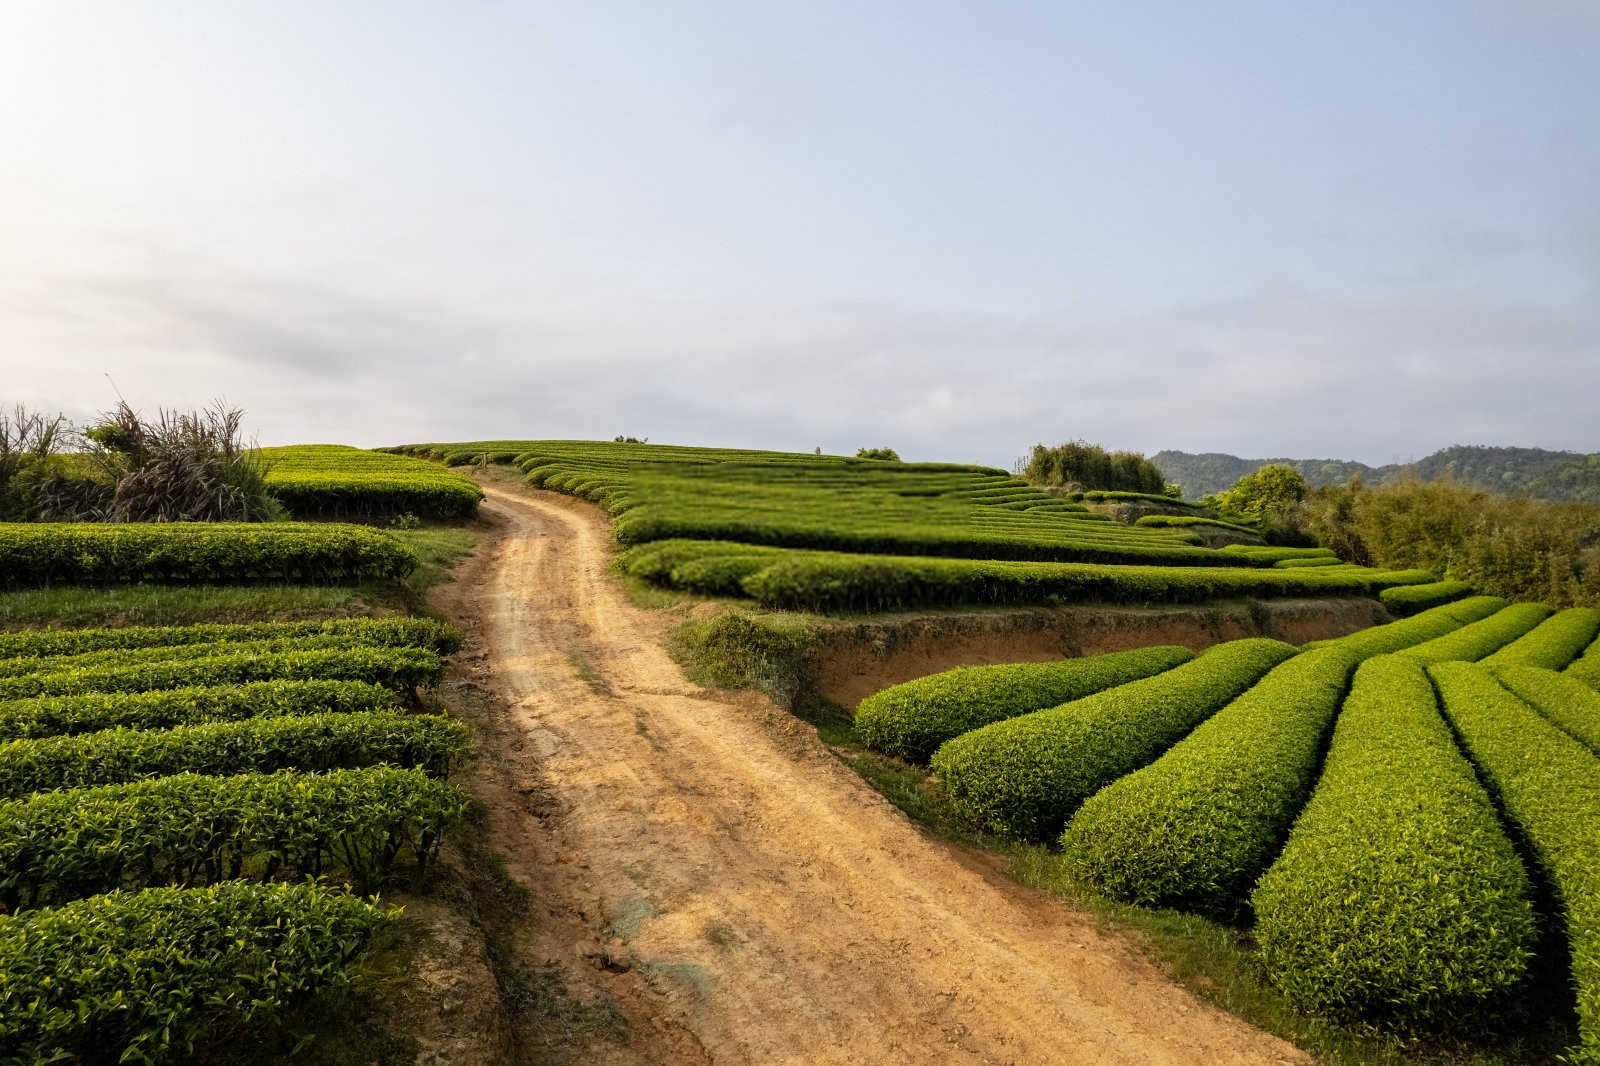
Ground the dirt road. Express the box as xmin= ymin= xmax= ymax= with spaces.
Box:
xmin=447 ymin=481 xmax=1309 ymax=1065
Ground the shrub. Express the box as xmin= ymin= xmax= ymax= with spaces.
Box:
xmin=1017 ymin=442 xmax=1167 ymax=494
xmin=854 ymin=447 xmax=901 ymax=462
xmin=1380 ymin=579 xmax=1475 ymax=616
xmin=931 ymin=638 xmax=1296 ymax=841
xmin=1061 ymin=647 xmax=1357 ymax=915
xmin=1398 ymin=603 xmax=1553 ymax=664
xmin=1432 ymin=662 xmax=1600 ymax=1060
xmin=55 ymin=400 xmax=285 ymax=522
xmin=1251 ymin=657 xmax=1536 ymax=1029
xmin=1306 ymin=595 xmax=1506 ymax=658
xmin=0 ymin=881 xmax=393 ymax=1063
xmin=1480 ymin=608 xmax=1600 ymax=671
xmin=1572 ymin=641 xmax=1600 ymax=692
xmin=0 ymin=645 xmax=442 ymax=700
xmin=0 ymin=680 xmax=400 ymax=740
xmin=0 ymin=615 xmax=461 ymax=659
xmin=1491 ymin=665 xmax=1600 ymax=757
xmin=855 ymin=645 xmax=1194 ymax=764
xmin=0 ymin=711 xmax=468 ymax=796
xmin=0 ymin=522 xmax=416 ymax=587
xmin=0 ymin=767 xmax=468 ymax=908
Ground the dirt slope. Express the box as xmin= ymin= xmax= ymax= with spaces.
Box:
xmin=447 ymin=481 xmax=1310 ymax=1065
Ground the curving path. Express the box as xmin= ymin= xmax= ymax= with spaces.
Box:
xmin=456 ymin=480 xmax=1309 ymax=1065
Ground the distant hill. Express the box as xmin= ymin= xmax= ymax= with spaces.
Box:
xmin=1152 ymin=445 xmax=1600 ymax=502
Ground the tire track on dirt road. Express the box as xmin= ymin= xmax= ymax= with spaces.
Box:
xmin=461 ymin=480 xmax=1309 ymax=1065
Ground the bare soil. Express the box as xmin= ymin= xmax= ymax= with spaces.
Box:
xmin=432 ymin=481 xmax=1312 ymax=1065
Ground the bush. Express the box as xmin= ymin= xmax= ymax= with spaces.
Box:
xmin=1398 ymin=603 xmax=1553 ymax=664
xmin=1492 ymin=665 xmax=1600 ymax=757
xmin=854 ymin=447 xmax=901 ymax=462
xmin=0 ymin=768 xmax=468 ymax=908
xmin=0 ymin=615 xmax=461 ymax=659
xmin=855 ymin=645 xmax=1194 ymax=764
xmin=1018 ymin=442 xmax=1167 ymax=494
xmin=0 ymin=680 xmax=400 ymax=740
xmin=0 ymin=522 xmax=416 ymax=587
xmin=0 ymin=881 xmax=393 ymax=1063
xmin=931 ymin=638 xmax=1296 ymax=841
xmin=1307 ymin=595 xmax=1506 ymax=658
xmin=1061 ymin=647 xmax=1357 ymax=915
xmin=1380 ymin=579 xmax=1475 ymax=616
xmin=1251 ymin=657 xmax=1536 ymax=1029
xmin=1432 ymin=661 xmax=1600 ymax=1059
xmin=1572 ymin=641 xmax=1600 ymax=692
xmin=1480 ymin=608 xmax=1600 ymax=671
xmin=0 ymin=711 xmax=468 ymax=796
xmin=0 ymin=645 xmax=442 ymax=700
xmin=55 ymin=399 xmax=284 ymax=522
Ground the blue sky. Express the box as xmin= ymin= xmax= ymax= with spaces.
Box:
xmin=2 ymin=1 xmax=1596 ymax=467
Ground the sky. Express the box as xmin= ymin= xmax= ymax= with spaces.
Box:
xmin=2 ymin=1 xmax=1597 ymax=469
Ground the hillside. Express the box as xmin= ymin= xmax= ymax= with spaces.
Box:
xmin=1154 ymin=445 xmax=1600 ymax=501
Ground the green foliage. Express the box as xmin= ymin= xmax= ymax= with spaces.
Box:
xmin=1135 ymin=514 xmax=1261 ymax=536
xmin=260 ymin=445 xmax=483 ymax=520
xmin=0 ymin=644 xmax=443 ymax=700
xmin=1061 ymin=648 xmax=1357 ymax=916
xmin=1493 ymin=665 xmax=1600 ymax=756
xmin=1306 ymin=595 xmax=1504 ymax=657
xmin=1432 ymin=661 xmax=1600 ymax=1061
xmin=1208 ymin=465 xmax=1308 ymax=543
xmin=1397 ymin=603 xmax=1552 ymax=664
xmin=727 ymin=550 xmax=1432 ymax=613
xmin=1018 ymin=441 xmax=1167 ymax=494
xmin=854 ymin=447 xmax=900 ymax=462
xmin=0 ymin=680 xmax=399 ymax=740
xmin=1572 ymin=638 xmax=1600 ymax=692
xmin=0 ymin=881 xmax=393 ymax=1064
xmin=0 ymin=584 xmax=357 ymax=629
xmin=1251 ymin=657 xmax=1536 ymax=1029
xmin=0 ymin=767 xmax=468 ymax=908
xmin=1479 ymin=608 xmax=1600 ymax=671
xmin=0 ymin=405 xmax=68 ymax=521
xmin=1299 ymin=477 xmax=1600 ymax=608
xmin=0 ymin=615 xmax=459 ymax=659
xmin=931 ymin=638 xmax=1296 ymax=841
xmin=1379 ymin=579 xmax=1475 ymax=616
xmin=855 ymin=645 xmax=1194 ymax=764
xmin=62 ymin=399 xmax=285 ymax=522
xmin=0 ymin=521 xmax=416 ymax=587
xmin=0 ymin=711 xmax=469 ymax=797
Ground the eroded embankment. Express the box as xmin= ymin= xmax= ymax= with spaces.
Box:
xmin=674 ymin=597 xmax=1386 ymax=712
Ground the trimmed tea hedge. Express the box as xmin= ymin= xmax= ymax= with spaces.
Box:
xmin=0 ymin=645 xmax=443 ymax=700
xmin=261 ymin=445 xmax=483 ymax=519
xmin=1251 ymin=656 xmax=1536 ymax=1028
xmin=0 ymin=522 xmax=416 ymax=587
xmin=1480 ymin=608 xmax=1600 ymax=671
xmin=0 ymin=881 xmax=393 ymax=1064
xmin=1493 ymin=665 xmax=1600 ymax=755
xmin=0 ymin=680 xmax=400 ymax=740
xmin=1398 ymin=603 xmax=1553 ymax=664
xmin=855 ymin=645 xmax=1194 ymax=764
xmin=1432 ymin=662 xmax=1600 ymax=1059
xmin=0 ymin=711 xmax=469 ymax=796
xmin=1380 ymin=579 xmax=1474 ymax=616
xmin=1307 ymin=595 xmax=1505 ymax=658
xmin=931 ymin=638 xmax=1296 ymax=841
xmin=0 ymin=616 xmax=462 ymax=659
xmin=0 ymin=767 xmax=469 ymax=908
xmin=733 ymin=552 xmax=1433 ymax=613
xmin=1061 ymin=647 xmax=1357 ymax=915
xmin=1572 ymin=641 xmax=1600 ymax=692
xmin=0 ymin=628 xmax=449 ymax=680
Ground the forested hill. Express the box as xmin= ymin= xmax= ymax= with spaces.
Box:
xmin=1153 ymin=445 xmax=1600 ymax=502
